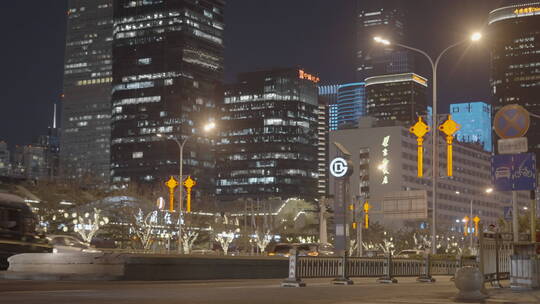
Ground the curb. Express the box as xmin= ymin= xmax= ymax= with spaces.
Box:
xmin=0 ymin=271 xmax=122 ymax=281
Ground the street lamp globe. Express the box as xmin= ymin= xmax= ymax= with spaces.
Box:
xmin=471 ymin=32 xmax=482 ymax=42
xmin=204 ymin=122 xmax=216 ymax=132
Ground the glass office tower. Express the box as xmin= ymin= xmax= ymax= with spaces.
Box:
xmin=356 ymin=0 xmax=413 ymax=81
xmin=489 ymin=3 xmax=540 ymax=163
xmin=61 ymin=0 xmax=113 ymax=183
xmin=111 ymin=0 xmax=225 ymax=196
xmin=216 ymin=68 xmax=319 ymax=201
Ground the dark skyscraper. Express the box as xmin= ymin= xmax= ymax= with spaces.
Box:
xmin=365 ymin=73 xmax=428 ymax=126
xmin=356 ymin=0 xmax=413 ymax=82
xmin=216 ymin=68 xmax=319 ymax=201
xmin=61 ymin=0 xmax=113 ymax=183
xmin=489 ymin=3 xmax=540 ymax=162
xmin=111 ymin=0 xmax=225 ymax=195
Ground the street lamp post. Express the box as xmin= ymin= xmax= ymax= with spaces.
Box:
xmin=374 ymin=33 xmax=481 ymax=254
xmin=157 ymin=121 xmax=216 ymax=253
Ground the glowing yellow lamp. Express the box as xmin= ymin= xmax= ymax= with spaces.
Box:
xmin=183 ymin=176 xmax=196 ymax=213
xmin=363 ymin=201 xmax=370 ymax=229
xmin=165 ymin=176 xmax=179 ymax=212
xmin=438 ymin=115 xmax=461 ymax=177
xmin=473 ymin=216 xmax=480 ymax=237
xmin=409 ymin=117 xmax=430 ymax=177
xmin=463 ymin=216 xmax=470 ymax=236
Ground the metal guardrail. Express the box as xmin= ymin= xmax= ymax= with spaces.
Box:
xmin=295 ymin=256 xmax=474 ymax=278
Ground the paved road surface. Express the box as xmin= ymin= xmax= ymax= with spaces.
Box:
xmin=0 ymin=276 xmax=538 ymax=304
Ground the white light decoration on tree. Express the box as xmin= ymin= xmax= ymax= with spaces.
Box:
xmin=254 ymin=230 xmax=272 ymax=253
xmin=133 ymin=209 xmax=159 ymax=250
xmin=72 ymin=208 xmax=109 ymax=243
xmin=181 ymin=228 xmax=199 ymax=254
xmin=215 ymin=230 xmax=237 ymax=255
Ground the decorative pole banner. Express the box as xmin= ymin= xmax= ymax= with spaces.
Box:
xmin=363 ymin=201 xmax=370 ymax=229
xmin=473 ymin=216 xmax=480 ymax=237
xmin=438 ymin=115 xmax=461 ymax=177
xmin=165 ymin=176 xmax=179 ymax=212
xmin=183 ymin=176 xmax=196 ymax=213
xmin=409 ymin=117 xmax=430 ymax=177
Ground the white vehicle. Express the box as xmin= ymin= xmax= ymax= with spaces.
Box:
xmin=395 ymin=249 xmax=425 ymax=258
xmin=495 ymin=167 xmax=511 ymax=179
xmin=46 ymin=235 xmax=100 ymax=253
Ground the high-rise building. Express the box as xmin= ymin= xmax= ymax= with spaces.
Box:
xmin=12 ymin=145 xmax=47 ymax=180
xmin=365 ymin=73 xmax=428 ymax=126
xmin=489 ymin=3 xmax=540 ymax=162
xmin=317 ymin=102 xmax=329 ymax=197
xmin=318 ymin=84 xmax=340 ymax=105
xmin=329 ymin=104 xmax=338 ymax=131
xmin=356 ymin=0 xmax=413 ymax=81
xmin=60 ymin=0 xmax=113 ymax=183
xmin=216 ymin=68 xmax=320 ymax=201
xmin=0 ymin=142 xmax=9 ymax=176
xmin=336 ymin=83 xmax=366 ymax=129
xmin=318 ymin=84 xmax=339 ymax=131
xmin=450 ymin=102 xmax=492 ymax=152
xmin=111 ymin=0 xmax=225 ymax=196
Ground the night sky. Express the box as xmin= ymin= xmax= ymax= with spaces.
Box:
xmin=0 ymin=0 xmax=517 ymax=148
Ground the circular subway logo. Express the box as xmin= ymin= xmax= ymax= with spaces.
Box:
xmin=330 ymin=157 xmax=348 ymax=178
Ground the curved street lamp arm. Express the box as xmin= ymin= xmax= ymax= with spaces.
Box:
xmin=395 ymin=43 xmax=435 ymax=69
xmin=434 ymin=40 xmax=466 ymax=68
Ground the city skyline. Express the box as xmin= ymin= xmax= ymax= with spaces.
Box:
xmin=0 ymin=0 xmax=515 ymax=147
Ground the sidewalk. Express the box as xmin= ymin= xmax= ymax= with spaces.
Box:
xmin=1 ymin=276 xmax=540 ymax=304
xmin=486 ymin=286 xmax=540 ymax=304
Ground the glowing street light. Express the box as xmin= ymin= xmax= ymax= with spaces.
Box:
xmin=373 ymin=36 xmax=390 ymax=45
xmin=471 ymin=32 xmax=482 ymax=42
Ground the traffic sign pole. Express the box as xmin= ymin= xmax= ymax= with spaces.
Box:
xmin=513 ymin=191 xmax=518 ymax=243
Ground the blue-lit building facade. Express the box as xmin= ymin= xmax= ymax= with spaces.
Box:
xmin=450 ymin=102 xmax=492 ymax=152
xmin=336 ymin=83 xmax=365 ymax=129
xmin=110 ymin=0 xmax=225 ymax=196
xmin=216 ymin=68 xmax=319 ymax=201
xmin=329 ymin=104 xmax=338 ymax=131
xmin=318 ymin=84 xmax=339 ymax=131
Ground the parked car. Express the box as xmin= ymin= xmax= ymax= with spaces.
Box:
xmin=0 ymin=193 xmax=51 ymax=269
xmin=268 ymin=243 xmax=335 ymax=257
xmin=395 ymin=249 xmax=425 ymax=258
xmin=46 ymin=235 xmax=100 ymax=253
xmin=190 ymin=249 xmax=218 ymax=255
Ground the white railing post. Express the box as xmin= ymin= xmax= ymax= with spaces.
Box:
xmin=281 ymin=249 xmax=306 ymax=287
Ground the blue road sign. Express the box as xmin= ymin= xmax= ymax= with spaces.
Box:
xmin=514 ymin=153 xmax=537 ymax=190
xmin=503 ymin=207 xmax=512 ymax=221
xmin=493 ymin=104 xmax=530 ymax=139
xmin=492 ymin=153 xmax=537 ymax=191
